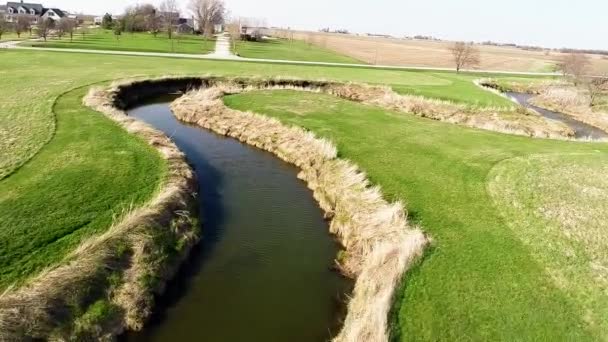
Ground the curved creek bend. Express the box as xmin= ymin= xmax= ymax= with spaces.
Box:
xmin=124 ymin=96 xmax=352 ymax=341
xmin=507 ymin=92 xmax=608 ymax=140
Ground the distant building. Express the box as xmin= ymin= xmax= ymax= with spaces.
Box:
xmin=4 ymin=1 xmax=68 ymax=24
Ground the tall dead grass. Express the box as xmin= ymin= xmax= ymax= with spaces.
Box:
xmin=0 ymin=83 xmax=198 ymax=340
xmin=483 ymin=79 xmax=608 ymax=135
xmin=171 ymin=86 xmax=429 ymax=342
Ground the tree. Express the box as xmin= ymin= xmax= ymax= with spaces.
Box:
xmin=101 ymin=13 xmax=113 ymax=29
xmin=15 ymin=15 xmax=31 ymax=38
xmin=226 ymin=18 xmax=242 ymax=53
xmin=59 ymin=19 xmax=76 ymax=42
xmin=449 ymin=41 xmax=480 ymax=72
xmin=584 ymin=76 xmax=608 ymax=107
xmin=189 ymin=0 xmax=225 ymax=37
xmin=0 ymin=16 xmax=6 ymax=41
xmin=160 ymin=0 xmax=179 ymax=40
xmin=146 ymin=13 xmax=161 ymax=36
xmin=113 ymin=20 xmax=123 ymax=40
xmin=37 ymin=18 xmax=53 ymax=42
xmin=557 ymin=53 xmax=590 ymax=85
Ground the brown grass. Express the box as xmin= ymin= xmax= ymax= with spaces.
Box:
xmin=171 ymin=85 xmax=429 ymax=342
xmin=531 ymin=86 xmax=608 ymax=133
xmin=268 ymin=29 xmax=608 ymax=74
xmin=0 ymin=82 xmax=198 ymax=340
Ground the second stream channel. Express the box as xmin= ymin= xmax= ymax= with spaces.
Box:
xmin=125 ymin=96 xmax=352 ymax=341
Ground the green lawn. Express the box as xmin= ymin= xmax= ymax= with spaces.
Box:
xmin=24 ymin=29 xmax=216 ymax=54
xmin=3 ymin=49 xmax=603 ymax=339
xmin=233 ymin=38 xmax=364 ymax=64
xmin=223 ymin=90 xmax=608 ymax=340
xmin=0 ymin=32 xmax=34 ymax=42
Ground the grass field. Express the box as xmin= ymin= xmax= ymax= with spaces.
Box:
xmin=0 ymin=32 xmax=33 ymax=42
xmin=2 ymin=48 xmax=608 ymax=339
xmin=233 ymin=38 xmax=364 ymax=64
xmin=24 ymin=29 xmax=216 ymax=54
xmin=223 ymin=90 xmax=608 ymax=340
xmin=268 ymin=29 xmax=608 ymax=74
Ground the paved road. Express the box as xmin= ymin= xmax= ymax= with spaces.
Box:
xmin=1 ymin=38 xmax=561 ymax=76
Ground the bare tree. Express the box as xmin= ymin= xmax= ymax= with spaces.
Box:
xmin=225 ymin=17 xmax=242 ymax=52
xmin=449 ymin=41 xmax=480 ymax=73
xmin=584 ymin=76 xmax=608 ymax=107
xmin=59 ymin=19 xmax=76 ymax=42
xmin=160 ymin=0 xmax=179 ymax=40
xmin=113 ymin=20 xmax=123 ymax=40
xmin=557 ymin=53 xmax=591 ymax=85
xmin=0 ymin=16 xmax=6 ymax=41
xmin=15 ymin=15 xmax=31 ymax=38
xmin=37 ymin=18 xmax=53 ymax=42
xmin=189 ymin=0 xmax=225 ymax=37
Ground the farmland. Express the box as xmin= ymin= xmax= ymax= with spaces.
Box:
xmin=268 ymin=29 xmax=608 ymax=74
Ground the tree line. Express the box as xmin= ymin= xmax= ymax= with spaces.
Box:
xmin=101 ymin=0 xmax=226 ymax=39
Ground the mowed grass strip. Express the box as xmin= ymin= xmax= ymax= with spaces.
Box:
xmin=223 ymin=89 xmax=608 ymax=340
xmin=233 ymin=38 xmax=365 ymax=64
xmin=25 ymin=29 xmax=216 ymax=54
xmin=488 ymin=153 xmax=608 ymax=334
xmin=0 ymin=86 xmax=166 ymax=289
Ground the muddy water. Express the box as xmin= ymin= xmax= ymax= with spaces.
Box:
xmin=124 ymin=97 xmax=351 ymax=341
xmin=507 ymin=92 xmax=608 ymax=140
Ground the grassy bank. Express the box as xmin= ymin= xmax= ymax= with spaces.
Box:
xmin=223 ymin=89 xmax=608 ymax=340
xmin=25 ymin=29 xmax=215 ymax=54
xmin=233 ymin=38 xmax=363 ymax=64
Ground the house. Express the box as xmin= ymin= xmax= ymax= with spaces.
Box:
xmin=4 ymin=1 xmax=68 ymax=23
xmin=0 ymin=5 xmax=7 ymax=16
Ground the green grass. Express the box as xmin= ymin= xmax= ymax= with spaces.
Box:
xmin=0 ymin=32 xmax=34 ymax=42
xmin=233 ymin=38 xmax=364 ymax=64
xmin=0 ymin=49 xmax=518 ymax=180
xmin=223 ymin=90 xmax=608 ymax=340
xmin=2 ymin=49 xmax=592 ymax=338
xmin=25 ymin=29 xmax=216 ymax=54
xmin=0 ymin=86 xmax=166 ymax=289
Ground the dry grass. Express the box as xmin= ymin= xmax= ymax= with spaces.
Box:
xmin=487 ymin=78 xmax=608 ymax=134
xmin=531 ymin=86 xmax=608 ymax=133
xmin=171 ymin=85 xmax=429 ymax=342
xmin=268 ymin=29 xmax=608 ymax=74
xmin=0 ymin=82 xmax=198 ymax=340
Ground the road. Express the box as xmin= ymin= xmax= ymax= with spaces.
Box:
xmin=0 ymin=38 xmax=561 ymax=77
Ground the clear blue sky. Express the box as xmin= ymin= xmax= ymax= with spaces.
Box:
xmin=49 ymin=0 xmax=607 ymax=50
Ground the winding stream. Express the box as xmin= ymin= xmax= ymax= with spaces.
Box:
xmin=507 ymin=92 xmax=608 ymax=140
xmin=123 ymin=96 xmax=352 ymax=341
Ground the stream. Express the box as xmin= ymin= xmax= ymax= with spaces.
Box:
xmin=507 ymin=92 xmax=608 ymax=140
xmin=123 ymin=96 xmax=352 ymax=341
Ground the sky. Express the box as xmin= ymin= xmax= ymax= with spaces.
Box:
xmin=44 ymin=0 xmax=607 ymax=50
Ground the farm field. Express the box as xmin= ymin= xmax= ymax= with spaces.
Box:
xmin=24 ymin=29 xmax=216 ymax=54
xmin=268 ymin=29 xmax=608 ymax=74
xmin=2 ymin=49 xmax=607 ymax=339
xmin=233 ymin=38 xmax=364 ymax=64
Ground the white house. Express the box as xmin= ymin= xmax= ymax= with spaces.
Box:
xmin=4 ymin=1 xmax=67 ymax=23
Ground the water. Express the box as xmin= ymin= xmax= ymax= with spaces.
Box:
xmin=124 ymin=97 xmax=352 ymax=341
xmin=507 ymin=92 xmax=608 ymax=140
